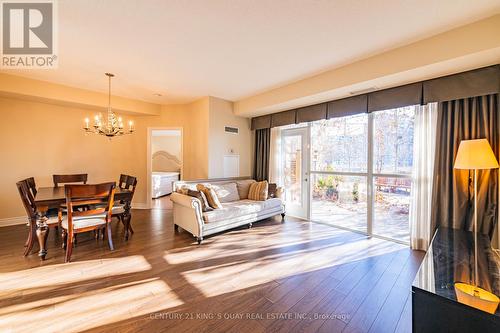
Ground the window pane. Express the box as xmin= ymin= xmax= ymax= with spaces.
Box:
xmin=373 ymin=106 xmax=415 ymax=174
xmin=311 ymin=174 xmax=367 ymax=233
xmin=373 ymin=176 xmax=410 ymax=242
xmin=311 ymin=115 xmax=368 ymax=172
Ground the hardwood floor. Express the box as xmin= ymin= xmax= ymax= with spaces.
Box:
xmin=151 ymin=194 xmax=173 ymax=210
xmin=0 ymin=208 xmax=424 ymax=333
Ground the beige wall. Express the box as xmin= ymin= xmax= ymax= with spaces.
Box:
xmin=0 ymin=95 xmax=220 ymax=220
xmin=208 ymin=97 xmax=252 ymax=178
xmin=0 ymin=97 xmax=139 ymax=219
xmin=151 ymin=134 xmax=181 ymax=160
xmin=184 ymin=97 xmax=210 ymax=180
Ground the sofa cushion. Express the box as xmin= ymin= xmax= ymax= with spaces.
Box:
xmin=236 ymin=179 xmax=256 ymax=199
xmin=212 ymin=183 xmax=240 ymax=203
xmin=187 ymin=190 xmax=213 ymax=212
xmin=268 ymin=183 xmax=277 ymax=198
xmin=196 ymin=184 xmax=223 ymax=209
xmin=202 ymin=198 xmax=283 ymax=223
xmin=248 ymin=181 xmax=268 ymax=201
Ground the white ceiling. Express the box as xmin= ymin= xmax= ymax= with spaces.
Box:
xmin=3 ymin=0 xmax=500 ymax=104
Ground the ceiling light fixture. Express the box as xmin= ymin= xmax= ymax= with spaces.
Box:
xmin=83 ymin=73 xmax=134 ymax=138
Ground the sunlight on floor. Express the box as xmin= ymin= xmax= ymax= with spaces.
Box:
xmin=0 ymin=256 xmax=180 ymax=333
xmin=0 ymin=221 xmax=408 ymax=332
xmin=165 ymin=227 xmax=405 ymax=298
xmin=0 ymin=278 xmax=179 ymax=333
xmin=0 ymin=255 xmax=152 ymax=298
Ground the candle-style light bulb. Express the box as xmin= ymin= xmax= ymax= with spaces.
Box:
xmin=84 ymin=117 xmax=90 ymax=130
xmin=129 ymin=120 xmax=134 ymax=132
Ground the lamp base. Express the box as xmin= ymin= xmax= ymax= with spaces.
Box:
xmin=454 ymin=283 xmax=500 ymax=314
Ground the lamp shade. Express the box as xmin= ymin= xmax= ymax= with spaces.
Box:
xmin=454 ymin=139 xmax=499 ymax=170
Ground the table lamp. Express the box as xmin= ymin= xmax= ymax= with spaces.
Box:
xmin=453 ymin=138 xmax=500 ymax=314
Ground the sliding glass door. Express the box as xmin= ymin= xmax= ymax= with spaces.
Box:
xmin=372 ymin=107 xmax=414 ymax=243
xmin=310 ymin=114 xmax=368 ymax=233
xmin=281 ymin=127 xmax=309 ymax=219
xmin=306 ymin=106 xmax=416 ymax=243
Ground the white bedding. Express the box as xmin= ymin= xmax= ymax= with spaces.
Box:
xmin=152 ymin=172 xmax=180 ymax=198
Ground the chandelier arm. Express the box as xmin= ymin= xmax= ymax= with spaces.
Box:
xmin=84 ymin=73 xmax=132 ymax=138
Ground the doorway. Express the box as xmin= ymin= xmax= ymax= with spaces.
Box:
xmin=147 ymin=128 xmax=183 ymax=209
xmin=281 ymin=127 xmax=310 ymax=219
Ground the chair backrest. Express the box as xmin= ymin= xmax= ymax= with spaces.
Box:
xmin=25 ymin=177 xmax=37 ymax=197
xmin=65 ymin=183 xmax=116 ymax=231
xmin=16 ymin=180 xmax=37 ymax=222
xmin=118 ymin=174 xmax=137 ymax=199
xmin=53 ymin=174 xmax=88 ymax=187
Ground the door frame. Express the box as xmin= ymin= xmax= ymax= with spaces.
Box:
xmin=281 ymin=125 xmax=310 ymax=220
xmin=146 ymin=127 xmax=183 ymax=209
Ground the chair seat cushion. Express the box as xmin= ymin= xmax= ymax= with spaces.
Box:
xmin=112 ymin=204 xmax=125 ymax=215
xmin=46 ymin=216 xmax=60 ymax=225
xmin=61 ymin=214 xmax=106 ymax=230
xmin=60 ymin=206 xmax=86 ymax=213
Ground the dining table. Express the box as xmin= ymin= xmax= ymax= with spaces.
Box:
xmin=33 ymin=186 xmax=133 ymax=260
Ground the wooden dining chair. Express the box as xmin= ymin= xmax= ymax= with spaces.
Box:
xmin=25 ymin=176 xmax=59 ymax=217
xmin=54 ymin=174 xmax=89 ymax=220
xmin=112 ymin=174 xmax=137 ymax=234
xmin=25 ymin=177 xmax=37 ymax=197
xmin=53 ymin=174 xmax=88 ymax=187
xmin=16 ymin=179 xmax=59 ymax=256
xmin=61 ymin=182 xmax=116 ymax=262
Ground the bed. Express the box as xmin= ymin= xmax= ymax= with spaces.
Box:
xmin=152 ymin=172 xmax=180 ymax=198
xmin=151 ymin=151 xmax=181 ymax=198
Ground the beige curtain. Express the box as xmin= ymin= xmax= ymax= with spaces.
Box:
xmin=410 ymin=103 xmax=438 ymax=251
xmin=253 ymin=128 xmax=271 ymax=181
xmin=431 ymin=94 xmax=499 ymax=239
xmin=269 ymin=127 xmax=282 ymax=186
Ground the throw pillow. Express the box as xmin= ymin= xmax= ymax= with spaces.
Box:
xmin=187 ymin=190 xmax=213 ymax=212
xmin=196 ymin=184 xmax=223 ymax=209
xmin=268 ymin=183 xmax=277 ymax=199
xmin=176 ymin=185 xmax=190 ymax=195
xmin=236 ymin=179 xmax=256 ymax=199
xmin=212 ymin=183 xmax=240 ymax=203
xmin=248 ymin=181 xmax=268 ymax=201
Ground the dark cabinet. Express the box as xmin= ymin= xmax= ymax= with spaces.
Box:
xmin=412 ymin=228 xmax=500 ymax=332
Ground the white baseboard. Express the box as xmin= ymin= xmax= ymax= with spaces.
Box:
xmin=0 ymin=216 xmax=27 ymax=227
xmin=131 ymin=203 xmax=150 ymax=209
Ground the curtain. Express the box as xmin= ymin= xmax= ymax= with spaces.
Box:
xmin=410 ymin=103 xmax=438 ymax=251
xmin=431 ymin=94 xmax=499 ymax=239
xmin=253 ymin=128 xmax=271 ymax=181
xmin=269 ymin=127 xmax=283 ymax=186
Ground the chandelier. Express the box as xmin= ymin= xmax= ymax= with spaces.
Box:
xmin=83 ymin=73 xmax=134 ymax=138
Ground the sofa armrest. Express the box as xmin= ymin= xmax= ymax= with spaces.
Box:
xmin=170 ymin=192 xmax=200 ymax=210
xmin=170 ymin=192 xmax=204 ymax=238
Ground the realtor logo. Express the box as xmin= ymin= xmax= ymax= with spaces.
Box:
xmin=1 ymin=0 xmax=58 ymax=68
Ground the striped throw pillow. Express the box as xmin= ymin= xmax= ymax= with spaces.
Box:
xmin=248 ymin=181 xmax=268 ymax=201
xmin=196 ymin=184 xmax=223 ymax=209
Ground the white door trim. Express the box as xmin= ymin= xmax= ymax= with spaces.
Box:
xmin=146 ymin=127 xmax=183 ymax=209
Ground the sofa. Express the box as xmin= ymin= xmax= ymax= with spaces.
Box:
xmin=170 ymin=177 xmax=285 ymax=244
